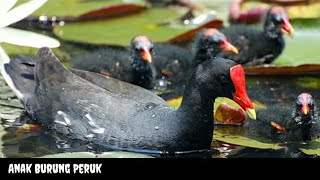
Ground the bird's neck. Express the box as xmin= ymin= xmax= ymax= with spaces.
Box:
xmin=130 ymin=54 xmax=154 ymax=89
xmin=193 ymin=43 xmax=220 ymax=66
xmin=178 ymin=74 xmax=215 ymax=121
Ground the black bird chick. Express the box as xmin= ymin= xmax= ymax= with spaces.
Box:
xmin=72 ymin=35 xmax=156 ymax=89
xmin=245 ymin=93 xmax=320 ymax=142
xmin=154 ymin=28 xmax=238 ymax=83
xmin=219 ymin=6 xmax=294 ymax=66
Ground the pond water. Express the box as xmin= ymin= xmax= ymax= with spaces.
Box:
xmin=1 ymin=0 xmax=320 ymax=158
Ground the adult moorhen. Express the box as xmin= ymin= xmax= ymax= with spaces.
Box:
xmin=72 ymin=35 xmax=156 ymax=89
xmin=245 ymin=93 xmax=320 ymax=142
xmin=2 ymin=47 xmax=256 ymax=153
xmin=220 ymin=6 xmax=294 ymax=66
xmin=154 ymin=28 xmax=238 ymax=83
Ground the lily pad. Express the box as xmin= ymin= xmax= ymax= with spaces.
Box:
xmin=214 ymin=102 xmax=246 ymax=125
xmin=299 ymin=148 xmax=320 ymax=156
xmin=274 ymin=30 xmax=320 ymax=66
xmin=299 ymin=138 xmax=320 ymax=156
xmin=17 ymin=0 xmax=145 ymax=18
xmin=244 ymin=64 xmax=320 ymax=75
xmin=1 ymin=43 xmax=70 ymax=61
xmin=40 ymin=151 xmax=153 ymax=158
xmin=53 ymin=7 xmax=191 ymax=46
xmin=296 ymin=77 xmax=320 ymax=89
xmin=214 ymin=130 xmax=283 ymax=150
xmin=166 ymin=96 xmax=266 ymax=112
xmin=287 ymin=3 xmax=320 ymax=19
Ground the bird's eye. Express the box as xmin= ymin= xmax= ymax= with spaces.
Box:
xmin=219 ymin=75 xmax=227 ymax=83
xmin=149 ymin=47 xmax=153 ymax=52
xmin=308 ymin=98 xmax=314 ymax=105
xmin=212 ymin=34 xmax=222 ymax=43
xmin=273 ymin=13 xmax=283 ymax=23
xmin=296 ymin=98 xmax=303 ymax=106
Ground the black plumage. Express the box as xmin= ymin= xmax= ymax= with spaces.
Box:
xmin=3 ymin=47 xmax=255 ymax=153
xmin=5 ymin=55 xmax=165 ymax=106
xmin=245 ymin=93 xmax=320 ymax=142
xmin=219 ymin=6 xmax=294 ymax=66
xmin=153 ymin=28 xmax=238 ymax=83
xmin=72 ymin=35 xmax=156 ymax=89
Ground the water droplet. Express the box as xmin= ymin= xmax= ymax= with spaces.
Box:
xmin=155 ymin=126 xmax=159 ymax=130
xmin=152 ymin=114 xmax=156 ymax=118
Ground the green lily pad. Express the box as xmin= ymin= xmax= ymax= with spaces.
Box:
xmin=166 ymin=96 xmax=266 ymax=112
xmin=296 ymin=77 xmax=320 ymax=89
xmin=299 ymin=148 xmax=320 ymax=156
xmin=298 ymin=137 xmax=320 ymax=156
xmin=53 ymin=7 xmax=190 ymax=46
xmin=17 ymin=0 xmax=145 ymax=18
xmin=40 ymin=151 xmax=153 ymax=158
xmin=214 ymin=130 xmax=283 ymax=150
xmin=2 ymin=43 xmax=70 ymax=61
xmin=274 ymin=29 xmax=320 ymax=66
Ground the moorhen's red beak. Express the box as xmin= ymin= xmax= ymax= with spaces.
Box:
xmin=301 ymin=103 xmax=311 ymax=116
xmin=230 ymin=64 xmax=256 ymax=120
xmin=281 ymin=18 xmax=294 ymax=37
xmin=221 ymin=39 xmax=239 ymax=54
xmin=141 ymin=47 xmax=152 ymax=63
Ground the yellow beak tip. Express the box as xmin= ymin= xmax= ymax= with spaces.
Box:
xmin=246 ymin=108 xmax=256 ymax=120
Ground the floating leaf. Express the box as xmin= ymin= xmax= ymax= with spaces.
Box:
xmin=296 ymin=77 xmax=320 ymax=89
xmin=245 ymin=64 xmax=320 ymax=75
xmin=299 ymin=148 xmax=320 ymax=156
xmin=54 ymin=7 xmax=191 ymax=46
xmin=0 ymin=27 xmax=60 ymax=48
xmin=78 ymin=4 xmax=146 ymax=21
xmin=40 ymin=151 xmax=153 ymax=158
xmin=167 ymin=19 xmax=223 ymax=43
xmin=229 ymin=1 xmax=267 ymax=24
xmin=214 ymin=102 xmax=246 ymax=125
xmin=17 ymin=0 xmax=145 ymax=18
xmin=299 ymin=138 xmax=320 ymax=156
xmin=259 ymin=0 xmax=320 ymax=6
xmin=1 ymin=43 xmax=70 ymax=61
xmin=274 ymin=30 xmax=320 ymax=66
xmin=166 ymin=96 xmax=266 ymax=111
xmin=166 ymin=96 xmax=183 ymax=109
xmin=214 ymin=130 xmax=283 ymax=150
xmin=287 ymin=3 xmax=320 ymax=19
